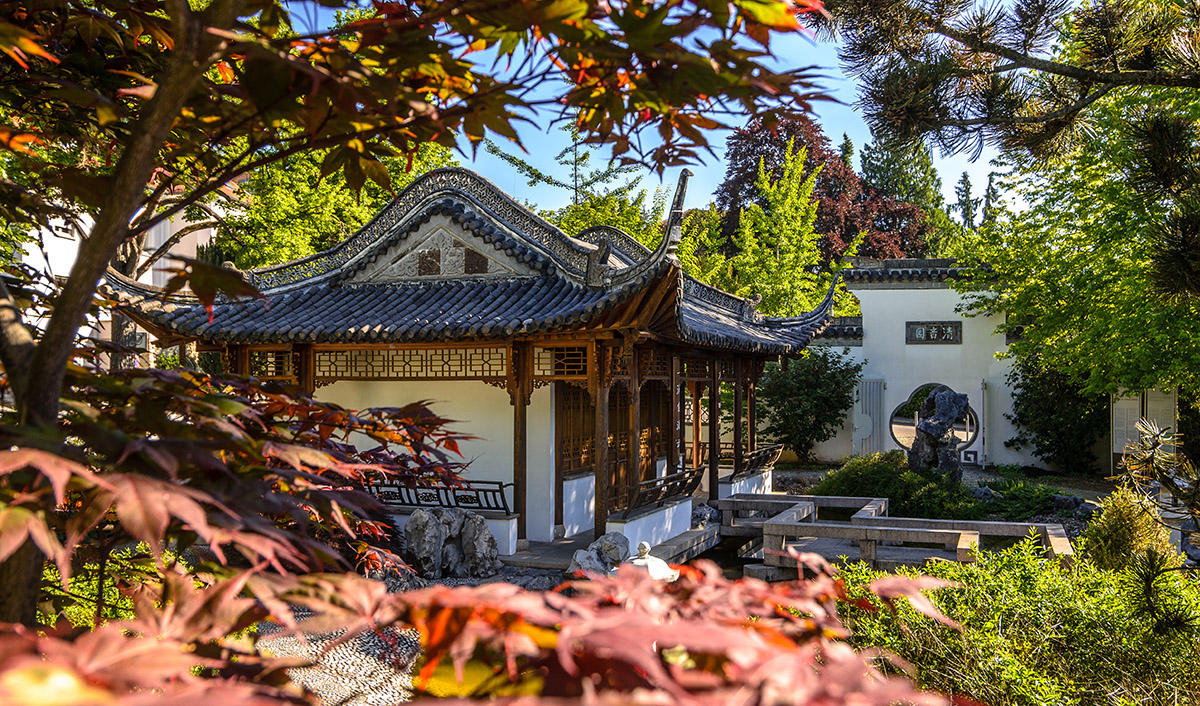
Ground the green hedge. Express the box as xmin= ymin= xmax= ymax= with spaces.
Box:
xmin=812 ymin=451 xmax=983 ymax=519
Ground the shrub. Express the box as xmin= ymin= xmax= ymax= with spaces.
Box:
xmin=1004 ymin=355 xmax=1109 ymax=476
xmin=838 ymin=539 xmax=1200 ymax=706
xmin=758 ymin=348 xmax=864 ymax=462
xmin=1080 ymin=485 xmax=1182 ymax=571
xmin=813 ymin=451 xmax=983 ymax=519
xmin=981 ymin=479 xmax=1057 ymax=520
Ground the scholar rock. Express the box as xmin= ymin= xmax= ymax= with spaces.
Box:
xmin=907 ymin=385 xmax=970 ymax=483
xmin=460 ymin=513 xmax=502 ymax=577
xmin=404 ymin=509 xmax=447 ymax=579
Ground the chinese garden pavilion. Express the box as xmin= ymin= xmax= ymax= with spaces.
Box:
xmin=108 ymin=167 xmax=835 ymax=552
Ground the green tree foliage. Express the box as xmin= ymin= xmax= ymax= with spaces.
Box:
xmin=486 ymin=122 xmax=667 ymax=247
xmin=813 ymin=451 xmax=984 ymax=519
xmin=218 ymin=144 xmax=457 ymax=269
xmin=952 ymin=172 xmax=979 ymax=230
xmin=1003 ymin=355 xmax=1110 ymax=476
xmin=859 ymin=136 xmax=960 ymax=255
xmin=818 ymin=0 xmax=1200 ymax=299
xmin=1081 ymin=485 xmax=1182 ymax=571
xmin=550 ymin=188 xmax=667 ymax=247
xmin=838 ymin=132 xmax=854 ymax=167
xmin=757 ymin=348 xmax=864 ymax=461
xmin=686 ymin=139 xmax=857 ymax=316
xmin=956 ymin=87 xmax=1200 ymax=397
xmin=840 ymin=539 xmax=1200 ymax=706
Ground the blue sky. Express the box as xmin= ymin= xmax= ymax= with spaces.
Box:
xmin=302 ymin=5 xmax=998 ymax=213
xmin=455 ymin=30 xmax=999 ymax=213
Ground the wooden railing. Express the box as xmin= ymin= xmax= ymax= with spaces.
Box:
xmin=370 ymin=478 xmax=513 ymax=514
xmin=729 ymin=444 xmax=783 ymax=479
xmin=609 ymin=465 xmax=705 ymax=519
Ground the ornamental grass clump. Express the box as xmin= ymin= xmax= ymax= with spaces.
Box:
xmin=1080 ymin=484 xmax=1182 ymax=571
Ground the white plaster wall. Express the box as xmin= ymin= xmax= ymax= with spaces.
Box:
xmin=718 ymin=468 xmax=772 ymax=499
xmin=525 ymin=384 xmax=556 ymax=542
xmin=606 ymin=497 xmax=691 ymax=549
xmin=563 ymin=474 xmax=595 ymax=537
xmin=320 ymin=379 xmax=558 ymax=542
xmin=851 ymin=287 xmax=1041 ymax=468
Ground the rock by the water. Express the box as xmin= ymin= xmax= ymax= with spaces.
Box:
xmin=404 ymin=508 xmax=502 ymax=580
xmin=460 ymin=513 xmax=502 ymax=577
xmin=404 ymin=509 xmax=447 ymax=579
xmin=1051 ymin=494 xmax=1086 ymax=512
xmin=566 ymin=532 xmax=630 ymax=577
xmin=692 ymin=503 xmax=720 ymax=529
xmin=969 ymin=486 xmax=1004 ymax=501
xmin=907 ymin=385 xmax=970 ymax=483
xmin=628 ymin=541 xmax=680 ymax=581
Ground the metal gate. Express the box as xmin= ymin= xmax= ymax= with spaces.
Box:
xmin=853 ymin=379 xmax=885 ymax=455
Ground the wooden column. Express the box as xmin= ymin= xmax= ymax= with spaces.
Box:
xmin=733 ymin=358 xmax=744 ymax=476
xmin=690 ymin=381 xmax=702 ymax=467
xmin=553 ymin=383 xmax=564 ymax=529
xmin=708 ymin=356 xmax=720 ymax=501
xmin=669 ymin=355 xmax=681 ymax=475
xmin=593 ymin=345 xmax=610 ymax=538
xmin=628 ymin=347 xmax=641 ymax=507
xmin=748 ymin=367 xmax=758 ymax=452
xmin=510 ymin=342 xmax=533 ymax=540
xmin=230 ymin=345 xmax=249 ymax=376
xmin=296 ymin=344 xmax=315 ymax=395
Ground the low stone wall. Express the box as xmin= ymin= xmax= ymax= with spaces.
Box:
xmin=606 ymin=496 xmax=692 ymax=549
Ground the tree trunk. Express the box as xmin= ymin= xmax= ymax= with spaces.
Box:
xmin=0 ymin=539 xmax=45 ymax=626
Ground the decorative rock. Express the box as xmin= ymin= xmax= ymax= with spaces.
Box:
xmin=907 ymin=385 xmax=970 ymax=483
xmin=1051 ymin=494 xmax=1086 ymax=513
xmin=1075 ymin=499 xmax=1102 ymax=521
xmin=969 ymin=486 xmax=1004 ymax=501
xmin=593 ymin=532 xmax=631 ymax=566
xmin=691 ymin=503 xmax=720 ymax=529
xmin=404 ymin=509 xmax=447 ymax=579
xmin=460 ymin=513 xmax=502 ymax=578
xmin=441 ymin=542 xmax=467 ymax=579
xmin=405 ymin=508 xmax=501 ymax=580
xmin=628 ymin=541 xmax=680 ymax=581
xmin=566 ymin=532 xmax=631 ymax=577
xmin=437 ymin=507 xmax=467 ymax=538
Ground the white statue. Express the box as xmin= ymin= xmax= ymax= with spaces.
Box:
xmin=628 ymin=541 xmax=680 ymax=581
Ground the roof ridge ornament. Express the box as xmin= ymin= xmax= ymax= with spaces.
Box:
xmin=586 ymin=239 xmax=612 ymax=286
xmin=605 ymin=169 xmax=692 ymax=288
xmin=740 ymin=293 xmax=762 ymax=322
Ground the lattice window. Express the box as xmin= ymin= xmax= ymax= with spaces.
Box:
xmin=556 ymin=384 xmax=594 ymax=478
xmin=249 ymin=349 xmax=294 ymax=379
xmin=608 ymin=347 xmax=631 ymax=378
xmin=314 ymin=347 xmax=506 ymax=381
xmin=681 ymin=358 xmax=710 ymax=380
xmin=534 ymin=346 xmax=587 ymax=379
xmin=641 ymin=349 xmax=669 ymax=379
xmin=720 ymin=360 xmax=737 ymax=381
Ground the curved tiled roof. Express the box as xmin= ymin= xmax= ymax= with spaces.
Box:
xmin=842 ymin=258 xmax=962 ymax=285
xmin=104 ymin=168 xmax=835 ymax=354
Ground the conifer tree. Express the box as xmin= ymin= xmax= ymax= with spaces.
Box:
xmin=859 ymin=135 xmax=960 ymax=254
xmin=953 ymin=172 xmax=979 ymax=230
xmin=839 ymin=133 xmax=854 ymax=168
